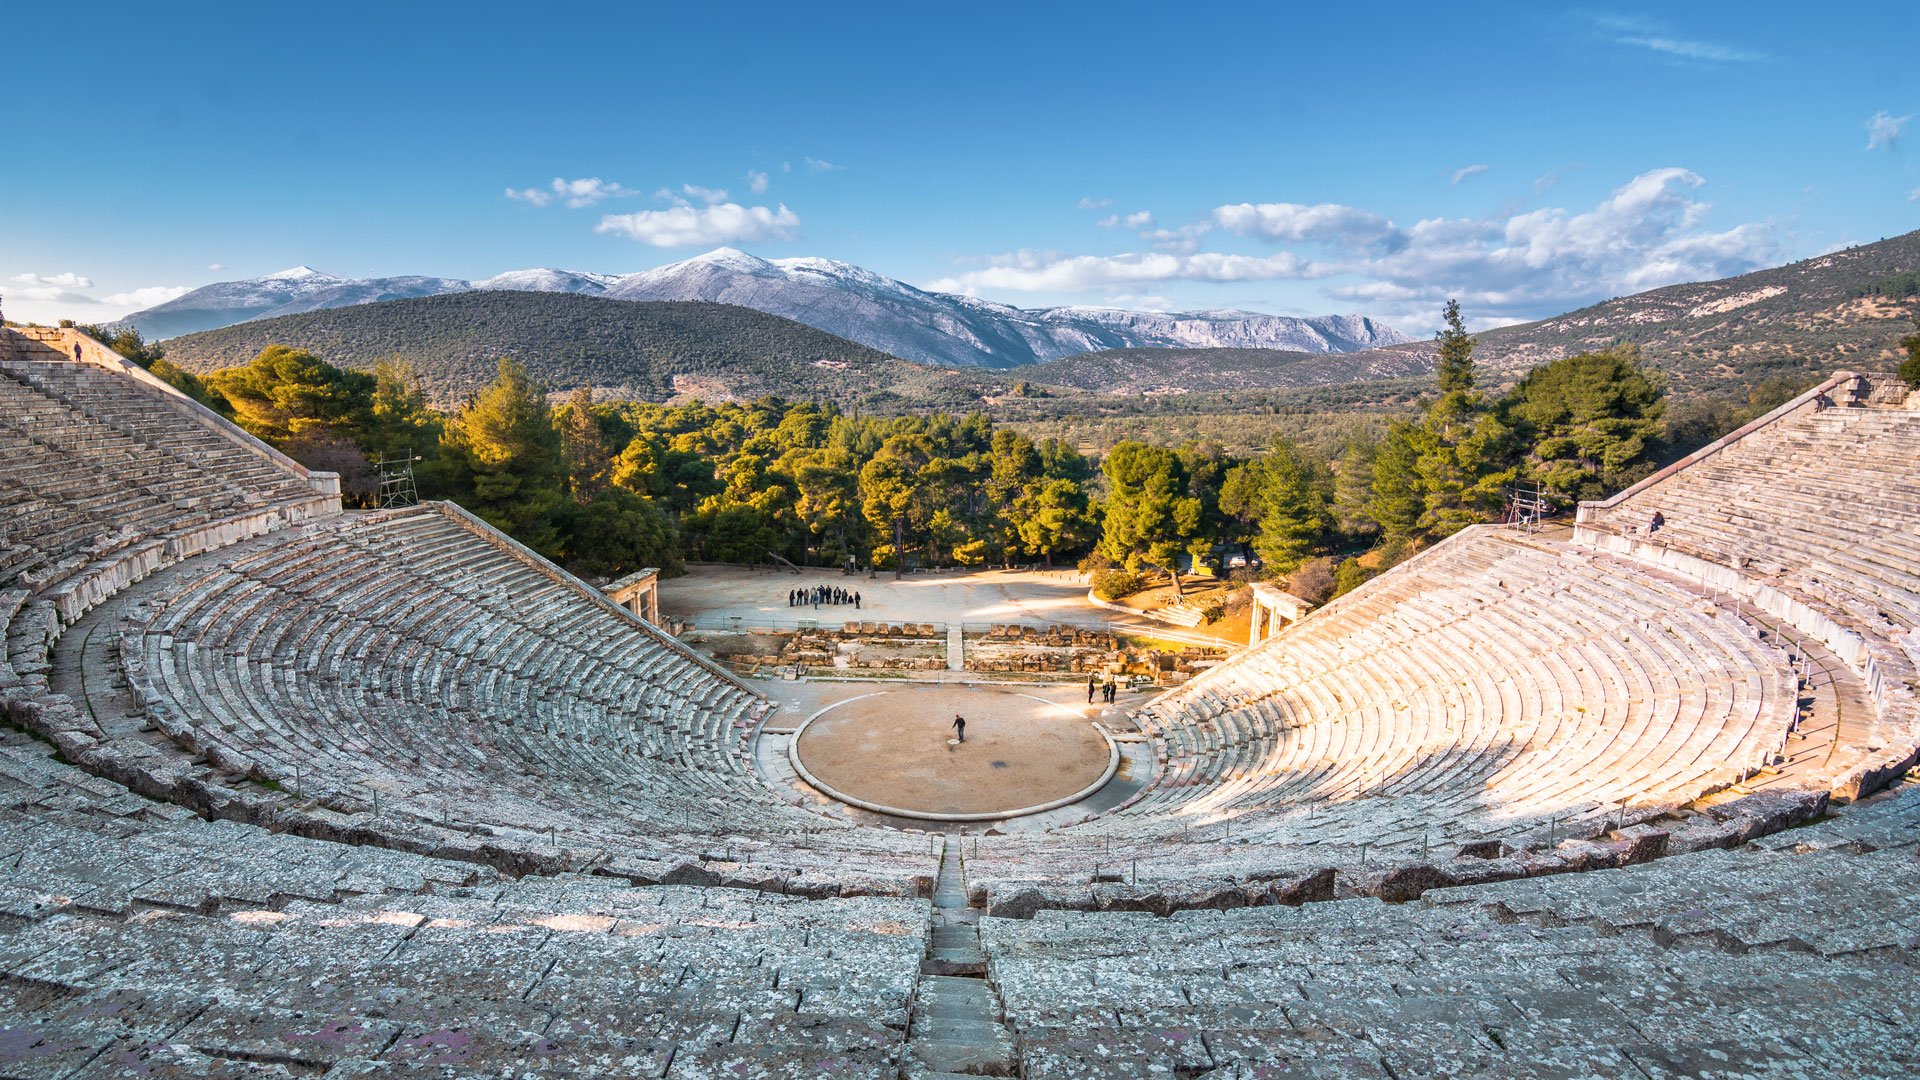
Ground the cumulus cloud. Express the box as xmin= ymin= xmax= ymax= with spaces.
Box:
xmin=925 ymin=250 xmax=1324 ymax=295
xmin=1076 ymin=196 xmax=1113 ymax=210
xmin=1593 ymin=15 xmax=1766 ymax=63
xmin=1451 ymin=164 xmax=1490 ymax=185
xmin=935 ymin=167 xmax=1776 ymax=328
xmin=4 ymin=272 xmax=188 ymax=322
xmin=595 ymin=203 xmax=801 ymax=247
xmin=206 ymin=263 xmax=224 ymax=271
xmin=100 ymin=285 xmax=191 ymax=309
xmin=1213 ymin=201 xmax=1401 ymax=252
xmin=1323 ymin=167 xmax=1776 ymax=323
xmin=1866 ymin=110 xmax=1911 ymax=151
xmin=13 ymin=271 xmax=94 ymax=289
xmin=803 ymin=157 xmax=841 ymax=173
xmin=506 ymin=177 xmax=639 ymax=208
xmin=747 ymin=169 xmax=769 ymax=194
xmin=1139 ymin=224 xmax=1212 ymax=254
xmin=679 ymin=184 xmax=729 ymax=204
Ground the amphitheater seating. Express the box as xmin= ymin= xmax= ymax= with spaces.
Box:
xmin=0 ymin=343 xmax=333 ymax=605
xmin=1576 ymin=372 xmax=1920 ymax=792
xmin=979 ymin=816 xmax=1920 ymax=1078
xmin=97 ymin=503 xmax=934 ymax=894
xmin=1583 ymin=390 xmax=1920 ymax=632
xmin=0 ymin=728 xmax=928 ymax=1078
xmin=1 ymin=337 xmax=1916 ymax=1075
xmin=962 ymin=527 xmax=1797 ymax=904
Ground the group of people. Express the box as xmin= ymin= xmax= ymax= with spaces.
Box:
xmin=789 ymin=585 xmax=861 ymax=609
xmin=1087 ymin=672 xmax=1119 ymax=704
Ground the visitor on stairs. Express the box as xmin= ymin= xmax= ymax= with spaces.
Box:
xmin=1648 ymin=510 xmax=1665 ymax=537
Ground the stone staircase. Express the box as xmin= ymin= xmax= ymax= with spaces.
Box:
xmin=947 ymin=623 xmax=966 ymax=670
xmin=907 ymin=835 xmax=1017 ymax=1076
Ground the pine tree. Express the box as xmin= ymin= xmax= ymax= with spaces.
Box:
xmin=1501 ymin=347 xmax=1666 ymax=501
xmin=1435 ymin=298 xmax=1474 ymax=394
xmin=446 ymin=358 xmax=566 ymax=554
xmin=1413 ymin=301 xmax=1515 ymax=537
xmin=559 ymin=386 xmax=612 ymax=504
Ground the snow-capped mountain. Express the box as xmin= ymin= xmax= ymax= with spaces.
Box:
xmin=124 ymin=268 xmax=469 ymax=340
xmin=121 ymin=252 xmax=1411 ymax=367
xmin=471 ymin=268 xmax=623 ymax=294
xmin=606 ymin=249 xmax=1410 ymax=367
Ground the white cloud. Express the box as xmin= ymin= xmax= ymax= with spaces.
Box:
xmin=595 ymin=202 xmax=801 ymax=247
xmin=926 ymin=250 xmax=1323 ymax=295
xmin=206 ymin=263 xmax=224 ymax=271
xmin=4 ymin=273 xmax=190 ymax=323
xmin=1593 ymin=15 xmax=1766 ymax=62
xmin=680 ymin=183 xmax=729 ymax=204
xmin=507 ymin=177 xmax=639 ymax=209
xmin=1909 ymin=187 xmax=1920 ymax=203
xmin=1076 ymin=196 xmax=1113 ymax=210
xmin=747 ymin=169 xmax=769 ymax=194
xmin=13 ymin=271 xmax=94 ymax=289
xmin=1451 ymin=163 xmax=1490 ymax=185
xmin=100 ymin=285 xmax=190 ymax=309
xmin=780 ymin=161 xmax=792 ymax=173
xmin=1866 ymin=110 xmax=1911 ymax=150
xmin=803 ymin=157 xmax=842 ymax=173
xmin=935 ymin=166 xmax=1776 ymax=329
xmin=1139 ymin=224 xmax=1211 ymax=254
xmin=1213 ymin=201 xmax=1400 ymax=252
xmin=1325 ymin=167 xmax=1776 ymax=324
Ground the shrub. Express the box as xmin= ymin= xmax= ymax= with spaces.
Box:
xmin=1285 ymin=557 xmax=1337 ymax=604
xmin=1332 ymin=558 xmax=1373 ymax=599
xmin=1091 ymin=568 xmax=1143 ymax=601
xmin=1899 ymin=332 xmax=1920 ymax=390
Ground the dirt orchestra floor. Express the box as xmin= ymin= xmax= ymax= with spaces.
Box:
xmin=792 ymin=686 xmax=1113 ymax=816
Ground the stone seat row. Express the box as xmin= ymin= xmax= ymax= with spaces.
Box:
xmin=961 ymin=530 xmax=1791 ymax=901
xmin=0 ymin=350 xmax=313 ymax=501
xmin=112 ymin=506 xmax=940 ymax=891
xmin=0 ymin=731 xmax=932 ymax=1079
xmin=977 ymin=806 xmax=1920 ymax=1079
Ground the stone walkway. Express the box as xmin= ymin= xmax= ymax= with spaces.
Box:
xmin=908 ymin=836 xmax=1017 ymax=1076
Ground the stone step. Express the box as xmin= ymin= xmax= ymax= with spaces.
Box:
xmin=908 ymin=1031 xmax=1016 ymax=1076
xmin=916 ymin=974 xmax=998 ymax=1006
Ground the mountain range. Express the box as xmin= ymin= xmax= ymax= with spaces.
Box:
xmin=1028 ymin=229 xmax=1920 ymax=399
xmin=119 ymin=249 xmax=1410 ymax=368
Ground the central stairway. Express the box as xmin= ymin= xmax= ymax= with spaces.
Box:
xmin=907 ymin=835 xmax=1017 ymax=1076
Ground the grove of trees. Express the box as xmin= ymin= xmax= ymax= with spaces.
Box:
xmin=66 ymin=302 xmax=1804 ymax=599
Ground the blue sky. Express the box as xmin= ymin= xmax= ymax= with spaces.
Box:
xmin=3 ymin=2 xmax=1915 ymax=333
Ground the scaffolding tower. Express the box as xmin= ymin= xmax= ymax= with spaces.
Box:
xmin=377 ymin=449 xmax=420 ymax=509
xmin=1506 ymin=479 xmax=1552 ymax=533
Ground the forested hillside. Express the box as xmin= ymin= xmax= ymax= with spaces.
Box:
xmin=160 ymin=291 xmax=984 ymax=409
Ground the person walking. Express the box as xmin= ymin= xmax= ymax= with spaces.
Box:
xmin=853 ymin=591 xmax=861 ymax=610
xmin=951 ymin=714 xmax=966 ymax=743
xmin=1087 ymin=673 xmax=1097 ymax=704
